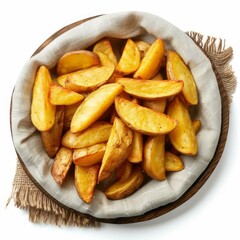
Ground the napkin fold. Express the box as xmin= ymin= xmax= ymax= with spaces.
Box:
xmin=8 ymin=14 xmax=236 ymax=227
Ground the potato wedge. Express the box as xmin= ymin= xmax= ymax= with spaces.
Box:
xmin=116 ymin=39 xmax=141 ymax=75
xmin=71 ymin=83 xmax=123 ymax=133
xmin=143 ymin=135 xmax=166 ymax=180
xmin=31 ymin=66 xmax=56 ymax=131
xmin=135 ymin=40 xmax=150 ymax=58
xmin=151 ymin=72 xmax=163 ymax=80
xmin=115 ymin=97 xmax=177 ymax=135
xmin=73 ymin=143 xmax=106 ymax=166
xmin=49 ymin=84 xmax=84 ymax=105
xmin=133 ymin=38 xmax=165 ymax=79
xmin=56 ymin=50 xmax=101 ymax=75
xmin=75 ymin=164 xmax=100 ymax=204
xmin=98 ymin=117 xmax=133 ymax=183
xmin=58 ymin=65 xmax=114 ymax=92
xmin=116 ymin=161 xmax=133 ymax=182
xmin=143 ymin=98 xmax=166 ymax=113
xmin=63 ymin=102 xmax=81 ymax=129
xmin=127 ymin=98 xmax=143 ymax=163
xmin=41 ymin=106 xmax=64 ymax=157
xmin=51 ymin=147 xmax=73 ymax=185
xmin=169 ymin=119 xmax=201 ymax=156
xmin=192 ymin=119 xmax=201 ymax=134
xmin=105 ymin=165 xmax=144 ymax=200
xmin=107 ymin=72 xmax=123 ymax=83
xmin=167 ymin=97 xmax=197 ymax=155
xmin=128 ymin=130 xmax=143 ymax=163
xmin=62 ymin=121 xmax=112 ymax=149
xmin=116 ymin=78 xmax=183 ymax=100
xmin=95 ymin=51 xmax=115 ymax=68
xmin=165 ymin=151 xmax=184 ymax=172
xmin=93 ymin=38 xmax=118 ymax=67
xmin=166 ymin=50 xmax=198 ymax=105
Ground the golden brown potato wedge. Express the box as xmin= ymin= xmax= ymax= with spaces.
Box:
xmin=58 ymin=65 xmax=114 ymax=92
xmin=75 ymin=164 xmax=100 ymax=204
xmin=143 ymin=98 xmax=166 ymax=113
xmin=56 ymin=50 xmax=101 ymax=76
xmin=151 ymin=72 xmax=163 ymax=80
xmin=166 ymin=50 xmax=198 ymax=105
xmin=116 ymin=78 xmax=183 ymax=100
xmin=93 ymin=38 xmax=118 ymax=67
xmin=71 ymin=83 xmax=123 ymax=133
xmin=107 ymin=72 xmax=123 ymax=83
xmin=133 ymin=38 xmax=165 ymax=79
xmin=135 ymin=40 xmax=150 ymax=58
xmin=94 ymin=51 xmax=115 ymax=69
xmin=127 ymin=130 xmax=143 ymax=163
xmin=116 ymin=39 xmax=141 ymax=75
xmin=165 ymin=151 xmax=184 ymax=172
xmin=51 ymin=147 xmax=73 ymax=185
xmin=63 ymin=102 xmax=81 ymax=129
xmin=115 ymin=97 xmax=177 ymax=135
xmin=49 ymin=84 xmax=84 ymax=105
xmin=62 ymin=121 xmax=112 ymax=149
xmin=31 ymin=66 xmax=56 ymax=131
xmin=41 ymin=106 xmax=64 ymax=157
xmin=169 ymin=119 xmax=201 ymax=156
xmin=143 ymin=135 xmax=166 ymax=180
xmin=167 ymin=97 xmax=197 ymax=155
xmin=116 ymin=161 xmax=133 ymax=182
xmin=192 ymin=119 xmax=201 ymax=134
xmin=105 ymin=165 xmax=144 ymax=200
xmin=73 ymin=143 xmax=106 ymax=166
xmin=98 ymin=117 xmax=133 ymax=183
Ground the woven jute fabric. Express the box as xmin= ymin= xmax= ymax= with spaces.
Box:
xmin=8 ymin=31 xmax=236 ymax=227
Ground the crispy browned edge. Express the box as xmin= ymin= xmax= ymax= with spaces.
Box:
xmin=9 ymin=15 xmax=229 ymax=224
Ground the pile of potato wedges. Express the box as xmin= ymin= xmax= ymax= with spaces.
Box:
xmin=31 ymin=37 xmax=200 ymax=204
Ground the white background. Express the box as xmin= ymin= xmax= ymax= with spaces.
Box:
xmin=1 ymin=0 xmax=239 ymax=239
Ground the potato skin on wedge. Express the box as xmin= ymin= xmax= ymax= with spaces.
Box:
xmin=70 ymin=83 xmax=123 ymax=133
xmin=56 ymin=50 xmax=101 ymax=75
xmin=165 ymin=151 xmax=184 ymax=172
xmin=51 ymin=147 xmax=73 ymax=185
xmin=116 ymin=39 xmax=141 ymax=75
xmin=105 ymin=165 xmax=144 ymax=200
xmin=167 ymin=97 xmax=197 ymax=155
xmin=41 ymin=106 xmax=65 ymax=157
xmin=115 ymin=97 xmax=177 ymax=135
xmin=135 ymin=40 xmax=150 ymax=59
xmin=58 ymin=65 xmax=114 ymax=92
xmin=166 ymin=50 xmax=198 ymax=105
xmin=49 ymin=84 xmax=84 ymax=105
xmin=143 ymin=135 xmax=166 ymax=180
xmin=133 ymin=38 xmax=165 ymax=79
xmin=75 ymin=164 xmax=100 ymax=204
xmin=62 ymin=121 xmax=112 ymax=149
xmin=73 ymin=143 xmax=106 ymax=167
xmin=116 ymin=78 xmax=183 ymax=100
xmin=127 ymin=130 xmax=143 ymax=163
xmin=98 ymin=117 xmax=133 ymax=183
xmin=93 ymin=38 xmax=118 ymax=67
xmin=116 ymin=161 xmax=133 ymax=182
xmin=143 ymin=98 xmax=166 ymax=113
xmin=31 ymin=66 xmax=56 ymax=131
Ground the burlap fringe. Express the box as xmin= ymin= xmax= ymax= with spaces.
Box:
xmin=7 ymin=162 xmax=99 ymax=227
xmin=188 ymin=31 xmax=237 ymax=103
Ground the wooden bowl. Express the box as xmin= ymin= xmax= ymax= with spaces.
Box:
xmin=12 ymin=15 xmax=229 ymax=224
